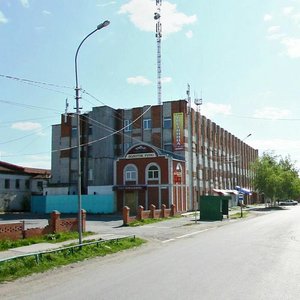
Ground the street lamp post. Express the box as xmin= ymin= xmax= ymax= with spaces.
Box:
xmin=74 ymin=20 xmax=110 ymax=244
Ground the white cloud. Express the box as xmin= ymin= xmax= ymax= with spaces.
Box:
xmin=283 ymin=6 xmax=294 ymax=16
xmin=292 ymin=13 xmax=300 ymax=24
xmin=201 ymin=103 xmax=232 ymax=118
xmin=267 ymin=25 xmax=281 ymax=33
xmin=281 ymin=37 xmax=300 ymax=58
xmin=42 ymin=10 xmax=51 ymax=15
xmin=161 ymin=76 xmax=172 ymax=83
xmin=263 ymin=14 xmax=273 ymax=22
xmin=253 ymin=106 xmax=291 ymax=120
xmin=127 ymin=75 xmax=152 ymax=85
xmin=0 ymin=11 xmax=8 ymax=24
xmin=118 ymin=0 xmax=197 ymax=36
xmin=185 ymin=30 xmax=193 ymax=38
xmin=97 ymin=1 xmax=116 ymax=7
xmin=20 ymin=0 xmax=29 ymax=8
xmin=12 ymin=122 xmax=42 ymax=131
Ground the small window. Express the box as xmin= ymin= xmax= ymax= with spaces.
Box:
xmin=88 ymin=169 xmax=93 ymax=181
xmin=164 ymin=117 xmax=172 ymax=129
xmin=71 ymin=127 xmax=77 ymax=138
xmin=15 ymin=179 xmax=20 ymax=189
xmin=88 ymin=125 xmax=93 ymax=135
xmin=71 ymin=148 xmax=77 ymax=158
xmin=88 ymin=145 xmax=92 ymax=158
xmin=148 ymin=165 xmax=159 ymax=180
xmin=124 ymin=143 xmax=131 ymax=152
xmin=124 ymin=165 xmax=137 ymax=181
xmin=37 ymin=181 xmax=43 ymax=190
xmin=25 ymin=180 xmax=30 ymax=189
xmin=5 ymin=179 xmax=10 ymax=189
xmin=124 ymin=120 xmax=132 ymax=132
xmin=143 ymin=119 xmax=152 ymax=130
xmin=164 ymin=144 xmax=173 ymax=152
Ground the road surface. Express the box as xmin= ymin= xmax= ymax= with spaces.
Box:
xmin=1 ymin=206 xmax=300 ymax=299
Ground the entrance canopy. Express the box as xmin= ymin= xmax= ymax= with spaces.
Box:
xmin=235 ymin=186 xmax=252 ymax=195
xmin=213 ymin=189 xmax=239 ymax=196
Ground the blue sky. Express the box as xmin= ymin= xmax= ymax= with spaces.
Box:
xmin=1 ymin=0 xmax=300 ymax=170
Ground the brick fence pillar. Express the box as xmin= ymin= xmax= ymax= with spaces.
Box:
xmin=171 ymin=204 xmax=176 ymax=217
xmin=137 ymin=205 xmax=144 ymax=221
xmin=123 ymin=206 xmax=130 ymax=225
xmin=81 ymin=209 xmax=86 ymax=232
xmin=161 ymin=204 xmax=166 ymax=218
xmin=150 ymin=204 xmax=156 ymax=219
xmin=51 ymin=210 xmax=61 ymax=233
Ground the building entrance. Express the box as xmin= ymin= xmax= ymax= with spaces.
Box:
xmin=124 ymin=191 xmax=138 ymax=215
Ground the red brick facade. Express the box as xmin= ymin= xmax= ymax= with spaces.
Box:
xmin=114 ymin=144 xmax=186 ymax=213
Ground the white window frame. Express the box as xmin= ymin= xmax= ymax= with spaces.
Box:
xmin=124 ymin=120 xmax=132 ymax=132
xmin=143 ymin=119 xmax=152 ymax=130
xmin=124 ymin=164 xmax=137 ymax=182
xmin=146 ymin=164 xmax=160 ymax=181
xmin=163 ymin=117 xmax=172 ymax=129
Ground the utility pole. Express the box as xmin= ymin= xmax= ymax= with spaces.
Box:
xmin=187 ymin=84 xmax=194 ymax=214
xmin=194 ymin=94 xmax=202 ymax=220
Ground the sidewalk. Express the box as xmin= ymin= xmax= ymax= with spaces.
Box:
xmin=0 ymin=233 xmax=129 ymax=261
xmin=0 ymin=205 xmax=265 ymax=261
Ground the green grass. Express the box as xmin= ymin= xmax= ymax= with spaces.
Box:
xmin=0 ymin=237 xmax=146 ymax=282
xmin=230 ymin=211 xmax=250 ymax=219
xmin=128 ymin=216 xmax=181 ymax=227
xmin=0 ymin=231 xmax=93 ymax=252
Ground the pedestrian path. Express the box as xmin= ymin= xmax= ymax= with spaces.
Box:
xmin=0 ymin=233 xmax=128 ymax=261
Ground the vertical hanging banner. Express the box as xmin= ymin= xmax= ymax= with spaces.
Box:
xmin=173 ymin=112 xmax=184 ymax=150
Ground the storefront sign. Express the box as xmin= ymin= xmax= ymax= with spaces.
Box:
xmin=173 ymin=112 xmax=184 ymax=151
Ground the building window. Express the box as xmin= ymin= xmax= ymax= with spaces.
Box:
xmin=164 ymin=143 xmax=173 ymax=152
xmin=15 ymin=179 xmax=20 ymax=189
xmin=124 ymin=120 xmax=132 ymax=132
xmin=124 ymin=143 xmax=131 ymax=152
xmin=71 ymin=127 xmax=77 ymax=138
xmin=88 ymin=125 xmax=93 ymax=135
xmin=5 ymin=179 xmax=10 ymax=189
xmin=88 ymin=169 xmax=93 ymax=181
xmin=164 ymin=117 xmax=172 ymax=129
xmin=25 ymin=180 xmax=30 ymax=189
xmin=124 ymin=165 xmax=137 ymax=182
xmin=143 ymin=119 xmax=152 ymax=130
xmin=37 ymin=181 xmax=43 ymax=190
xmin=88 ymin=145 xmax=92 ymax=158
xmin=71 ymin=148 xmax=77 ymax=158
xmin=147 ymin=164 xmax=160 ymax=180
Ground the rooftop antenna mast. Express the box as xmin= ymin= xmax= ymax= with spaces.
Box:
xmin=154 ymin=0 xmax=162 ymax=105
xmin=64 ymin=98 xmax=69 ymax=123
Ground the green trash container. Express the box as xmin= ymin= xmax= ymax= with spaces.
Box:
xmin=199 ymin=196 xmax=230 ymax=221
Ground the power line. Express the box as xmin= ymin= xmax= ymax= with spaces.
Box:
xmin=0 ymin=74 xmax=73 ymax=89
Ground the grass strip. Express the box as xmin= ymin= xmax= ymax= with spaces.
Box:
xmin=128 ymin=215 xmax=181 ymax=227
xmin=0 ymin=231 xmax=93 ymax=252
xmin=0 ymin=237 xmax=145 ymax=282
xmin=230 ymin=211 xmax=250 ymax=219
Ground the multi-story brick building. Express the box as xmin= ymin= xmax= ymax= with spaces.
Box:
xmin=51 ymin=99 xmax=258 ymax=212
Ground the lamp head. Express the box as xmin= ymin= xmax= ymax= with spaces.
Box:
xmin=97 ymin=20 xmax=110 ymax=30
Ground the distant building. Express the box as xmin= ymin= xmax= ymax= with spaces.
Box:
xmin=50 ymin=99 xmax=258 ymax=212
xmin=0 ymin=161 xmax=51 ymax=211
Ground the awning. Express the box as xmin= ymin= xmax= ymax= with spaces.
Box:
xmin=213 ymin=189 xmax=239 ymax=196
xmin=235 ymin=186 xmax=252 ymax=195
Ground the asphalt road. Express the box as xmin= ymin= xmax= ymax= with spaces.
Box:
xmin=1 ymin=206 xmax=300 ymax=299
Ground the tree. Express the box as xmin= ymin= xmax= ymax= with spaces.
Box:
xmin=251 ymin=152 xmax=300 ymax=206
